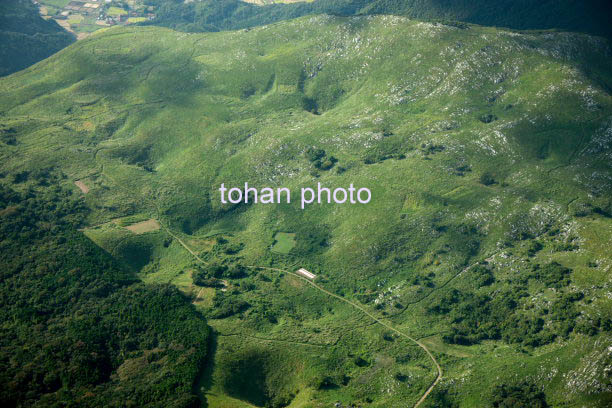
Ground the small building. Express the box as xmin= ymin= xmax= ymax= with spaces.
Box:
xmin=296 ymin=268 xmax=316 ymax=280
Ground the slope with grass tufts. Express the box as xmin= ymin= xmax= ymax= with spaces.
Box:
xmin=1 ymin=15 xmax=611 ymax=407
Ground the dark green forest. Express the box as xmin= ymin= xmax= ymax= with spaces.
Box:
xmin=144 ymin=0 xmax=612 ymax=38
xmin=0 ymin=172 xmax=210 ymax=407
xmin=0 ymin=0 xmax=75 ymax=77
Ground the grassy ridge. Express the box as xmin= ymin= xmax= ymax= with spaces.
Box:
xmin=0 ymin=0 xmax=75 ymax=77
xmin=1 ymin=16 xmax=611 ymax=407
xmin=4 ymin=0 xmax=609 ymax=78
xmin=147 ymin=0 xmax=612 ymax=38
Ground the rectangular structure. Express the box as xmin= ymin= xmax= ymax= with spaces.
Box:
xmin=296 ymin=268 xmax=316 ymax=280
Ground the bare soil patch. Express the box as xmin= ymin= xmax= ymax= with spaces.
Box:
xmin=75 ymin=180 xmax=89 ymax=194
xmin=125 ymin=219 xmax=161 ymax=234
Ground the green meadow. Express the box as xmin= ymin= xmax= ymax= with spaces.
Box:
xmin=1 ymin=14 xmax=611 ymax=407
xmin=272 ymin=232 xmax=297 ymax=254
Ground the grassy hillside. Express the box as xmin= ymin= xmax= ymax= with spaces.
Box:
xmin=146 ymin=0 xmax=612 ymax=38
xmin=1 ymin=16 xmax=611 ymax=407
xmin=0 ymin=0 xmax=75 ymax=77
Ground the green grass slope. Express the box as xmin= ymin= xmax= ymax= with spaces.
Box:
xmin=0 ymin=0 xmax=75 ymax=77
xmin=1 ymin=16 xmax=611 ymax=407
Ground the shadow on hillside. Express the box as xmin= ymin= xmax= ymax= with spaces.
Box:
xmin=194 ymin=329 xmax=218 ymax=408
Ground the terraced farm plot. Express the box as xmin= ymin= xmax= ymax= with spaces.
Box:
xmin=107 ymin=7 xmax=127 ymax=16
xmin=67 ymin=14 xmax=84 ymax=25
xmin=271 ymin=232 xmax=296 ymax=254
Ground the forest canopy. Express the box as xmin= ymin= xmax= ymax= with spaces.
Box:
xmin=0 ymin=177 xmax=210 ymax=407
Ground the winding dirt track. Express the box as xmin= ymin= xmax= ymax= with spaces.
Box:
xmin=158 ymin=218 xmax=442 ymax=406
xmin=249 ymin=266 xmax=443 ymax=408
xmin=89 ymin=169 xmax=442 ymax=405
xmin=159 ymin=222 xmax=208 ymax=264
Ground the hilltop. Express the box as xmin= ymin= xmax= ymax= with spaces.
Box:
xmin=1 ymin=16 xmax=611 ymax=407
xmin=6 ymin=0 xmax=609 ymax=77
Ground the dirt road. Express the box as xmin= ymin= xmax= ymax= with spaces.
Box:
xmin=249 ymin=266 xmax=443 ymax=407
xmin=162 ymin=220 xmax=443 ymax=406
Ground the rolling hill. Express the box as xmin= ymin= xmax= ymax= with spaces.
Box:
xmin=3 ymin=0 xmax=608 ymax=78
xmin=1 ymin=15 xmax=611 ymax=407
xmin=0 ymin=0 xmax=75 ymax=77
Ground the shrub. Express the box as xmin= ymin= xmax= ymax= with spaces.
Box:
xmin=479 ymin=172 xmax=496 ymax=185
xmin=534 ymin=262 xmax=571 ymax=289
xmin=491 ymin=382 xmax=548 ymax=407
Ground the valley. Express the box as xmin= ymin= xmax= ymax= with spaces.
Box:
xmin=35 ymin=0 xmax=155 ymax=39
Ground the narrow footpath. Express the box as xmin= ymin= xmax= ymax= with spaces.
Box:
xmin=159 ymin=220 xmax=443 ymax=407
xmin=249 ymin=266 xmax=443 ymax=408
